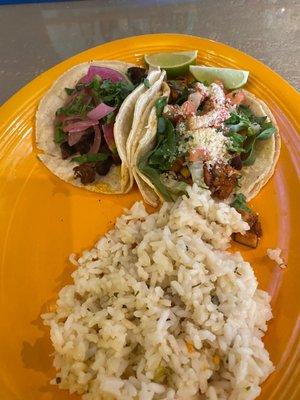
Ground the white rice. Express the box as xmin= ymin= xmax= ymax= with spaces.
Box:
xmin=267 ymin=248 xmax=286 ymax=268
xmin=42 ymin=185 xmax=274 ymax=400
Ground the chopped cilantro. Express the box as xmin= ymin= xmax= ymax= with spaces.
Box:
xmin=54 ymin=125 xmax=67 ymax=144
xmin=138 ymin=156 xmax=173 ymax=202
xmin=65 ymin=87 xmax=76 ymax=95
xmin=57 ymin=78 xmax=135 ymax=119
xmin=224 ymin=105 xmax=276 ymax=166
xmin=230 ymin=193 xmax=253 ymax=214
xmin=71 ymin=153 xmax=109 ymax=164
xmin=143 ymin=78 xmax=150 ymax=88
xmin=155 ymin=96 xmax=168 ymax=117
xmin=103 ymin=111 xmax=116 ymax=125
xmin=87 ymin=75 xmax=102 ymax=90
xmin=147 ymin=118 xmax=178 ymax=172
xmin=138 ymin=116 xmax=185 ymax=201
xmin=225 ymin=132 xmax=246 ymax=154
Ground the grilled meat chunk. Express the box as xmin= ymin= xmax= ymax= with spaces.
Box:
xmin=95 ymin=157 xmax=114 ymax=176
xmin=232 ymin=208 xmax=262 ymax=248
xmin=127 ymin=67 xmax=147 ymax=86
xmin=60 ymin=142 xmax=77 ymax=159
xmin=73 ymin=163 xmax=96 ymax=184
xmin=203 ymin=162 xmax=240 ymax=200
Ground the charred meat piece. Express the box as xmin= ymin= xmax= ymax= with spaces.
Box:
xmin=230 ymin=155 xmax=243 ymax=170
xmin=232 ymin=209 xmax=262 ymax=248
xmin=203 ymin=163 xmax=240 ymax=200
xmin=73 ymin=162 xmax=96 ymax=184
xmin=167 ymin=79 xmax=189 ymax=104
xmin=127 ymin=67 xmax=147 ymax=86
xmin=170 ymin=158 xmax=184 ymax=173
xmin=233 ymin=232 xmax=258 ymax=248
xmin=74 ymin=131 xmax=94 ymax=155
xmin=239 ymin=209 xmax=262 ymax=237
xmin=60 ymin=142 xmax=77 ymax=159
xmin=95 ymin=156 xmax=114 ymax=176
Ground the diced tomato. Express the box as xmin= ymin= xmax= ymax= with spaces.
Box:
xmin=181 ymin=99 xmax=197 ymax=116
xmin=189 ymin=148 xmax=210 ymax=162
xmin=226 ymin=90 xmax=246 ymax=106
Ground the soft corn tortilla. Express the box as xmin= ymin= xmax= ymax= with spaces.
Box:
xmin=125 ymin=70 xmax=166 ymax=190
xmin=36 ymin=61 xmax=161 ymax=194
xmin=134 ymin=88 xmax=280 ymax=205
xmin=132 ymin=82 xmax=171 ymax=207
xmin=236 ymin=89 xmax=281 ymax=200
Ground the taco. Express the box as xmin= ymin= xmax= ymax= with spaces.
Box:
xmin=133 ymin=77 xmax=280 ymax=207
xmin=36 ymin=60 xmax=162 ymax=193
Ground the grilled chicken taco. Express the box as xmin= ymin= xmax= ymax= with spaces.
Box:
xmin=133 ymin=72 xmax=280 ymax=246
xmin=36 ymin=60 xmax=162 ymax=193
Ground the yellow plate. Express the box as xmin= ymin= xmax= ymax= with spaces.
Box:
xmin=0 ymin=34 xmax=299 ymax=400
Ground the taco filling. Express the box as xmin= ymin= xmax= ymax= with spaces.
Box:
xmin=138 ymin=77 xmax=277 ymax=247
xmin=139 ymin=77 xmax=276 ymax=201
xmin=54 ymin=65 xmax=147 ymax=184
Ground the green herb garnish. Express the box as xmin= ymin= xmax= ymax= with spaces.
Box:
xmin=138 ymin=156 xmax=173 ymax=202
xmin=230 ymin=193 xmax=253 ymax=214
xmin=54 ymin=125 xmax=67 ymax=144
xmin=71 ymin=153 xmax=109 ymax=164
xmin=224 ymin=105 xmax=276 ymax=165
xmin=57 ymin=78 xmax=135 ymax=119
xmin=225 ymin=132 xmax=246 ymax=154
xmin=56 ymin=94 xmax=93 ymax=117
xmin=99 ymin=79 xmax=135 ymax=107
xmin=87 ymin=75 xmax=102 ymax=91
xmin=155 ymin=96 xmax=168 ymax=117
xmin=103 ymin=111 xmax=116 ymax=125
xmin=65 ymin=87 xmax=76 ymax=95
xmin=147 ymin=118 xmax=178 ymax=171
xmin=138 ymin=116 xmax=185 ymax=201
xmin=143 ymin=78 xmax=150 ymax=88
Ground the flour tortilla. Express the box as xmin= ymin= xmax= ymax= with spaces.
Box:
xmin=134 ymin=87 xmax=280 ymax=205
xmin=36 ymin=60 xmax=161 ymax=194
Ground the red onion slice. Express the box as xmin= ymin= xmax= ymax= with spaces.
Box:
xmin=89 ymin=125 xmax=102 ymax=154
xmin=63 ymin=119 xmax=99 ymax=133
xmin=102 ymin=123 xmax=117 ymax=155
xmin=80 ymin=66 xmax=125 ymax=84
xmin=57 ymin=114 xmax=82 ymax=124
xmin=87 ymin=103 xmax=116 ymax=121
xmin=68 ymin=131 xmax=87 ymax=147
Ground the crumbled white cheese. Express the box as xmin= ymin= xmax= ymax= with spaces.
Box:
xmin=209 ymin=83 xmax=226 ymax=107
xmin=187 ymin=107 xmax=230 ymax=130
xmin=188 ymin=127 xmax=230 ymax=164
xmin=267 ymin=248 xmax=286 ymax=268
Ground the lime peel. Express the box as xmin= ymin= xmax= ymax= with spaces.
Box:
xmin=190 ymin=65 xmax=249 ymax=89
xmin=145 ymin=51 xmax=198 ymax=77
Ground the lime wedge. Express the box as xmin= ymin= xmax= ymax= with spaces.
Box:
xmin=145 ymin=50 xmax=198 ymax=77
xmin=190 ymin=66 xmax=249 ymax=89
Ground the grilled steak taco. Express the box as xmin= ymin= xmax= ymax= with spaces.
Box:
xmin=36 ymin=60 xmax=162 ymax=193
xmin=133 ymin=77 xmax=280 ymax=206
